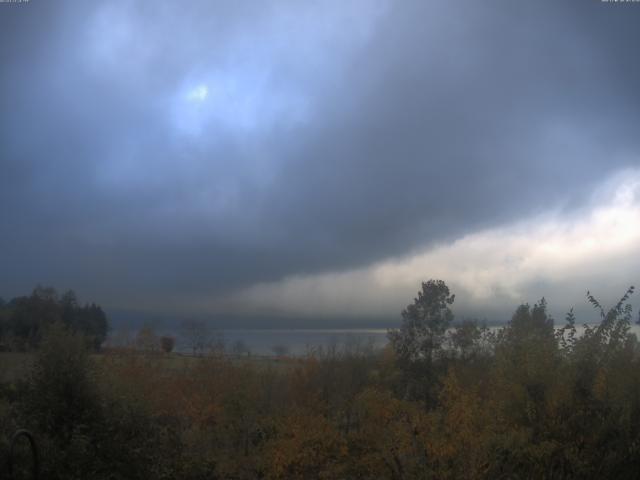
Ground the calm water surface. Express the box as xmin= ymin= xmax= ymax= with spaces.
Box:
xmin=110 ymin=324 xmax=640 ymax=356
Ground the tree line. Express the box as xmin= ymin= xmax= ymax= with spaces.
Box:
xmin=0 ymin=285 xmax=109 ymax=351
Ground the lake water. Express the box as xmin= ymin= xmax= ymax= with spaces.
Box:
xmin=109 ymin=324 xmax=640 ymax=356
xmin=108 ymin=327 xmax=390 ymax=356
xmin=208 ymin=324 xmax=640 ymax=356
xmin=215 ymin=329 xmax=390 ymax=355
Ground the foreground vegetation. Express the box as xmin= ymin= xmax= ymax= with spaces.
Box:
xmin=2 ymin=280 xmax=640 ymax=479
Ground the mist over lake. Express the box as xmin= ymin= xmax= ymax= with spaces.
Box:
xmin=107 ymin=324 xmax=640 ymax=356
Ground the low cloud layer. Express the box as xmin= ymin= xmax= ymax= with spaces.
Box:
xmin=204 ymin=169 xmax=640 ymax=323
xmin=1 ymin=1 xmax=640 ymax=324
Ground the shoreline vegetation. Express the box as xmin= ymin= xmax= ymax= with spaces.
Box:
xmin=3 ymin=280 xmax=640 ymax=478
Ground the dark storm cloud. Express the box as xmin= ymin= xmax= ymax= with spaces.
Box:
xmin=1 ymin=0 xmax=639 ymax=313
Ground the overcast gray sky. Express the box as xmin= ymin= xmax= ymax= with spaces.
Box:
xmin=2 ymin=0 xmax=640 ymax=326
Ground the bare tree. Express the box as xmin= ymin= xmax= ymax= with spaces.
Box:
xmin=135 ymin=324 xmax=159 ymax=352
xmin=231 ymin=339 xmax=250 ymax=357
xmin=271 ymin=344 xmax=289 ymax=357
xmin=180 ymin=319 xmax=212 ymax=356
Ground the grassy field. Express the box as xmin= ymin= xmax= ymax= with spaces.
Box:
xmin=0 ymin=352 xmax=34 ymax=384
xmin=0 ymin=350 xmax=298 ymax=386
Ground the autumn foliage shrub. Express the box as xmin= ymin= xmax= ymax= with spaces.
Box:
xmin=160 ymin=336 xmax=175 ymax=353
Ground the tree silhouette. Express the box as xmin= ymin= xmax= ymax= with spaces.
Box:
xmin=388 ymin=279 xmax=455 ymax=406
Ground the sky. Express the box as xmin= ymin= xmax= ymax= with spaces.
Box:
xmin=1 ymin=0 xmax=640 ymax=327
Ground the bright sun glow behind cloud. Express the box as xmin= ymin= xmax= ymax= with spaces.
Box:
xmin=169 ymin=69 xmax=310 ymax=136
xmin=206 ymin=168 xmax=640 ymax=320
xmin=186 ymin=84 xmax=209 ymax=102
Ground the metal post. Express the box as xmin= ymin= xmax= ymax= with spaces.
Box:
xmin=8 ymin=429 xmax=39 ymax=480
